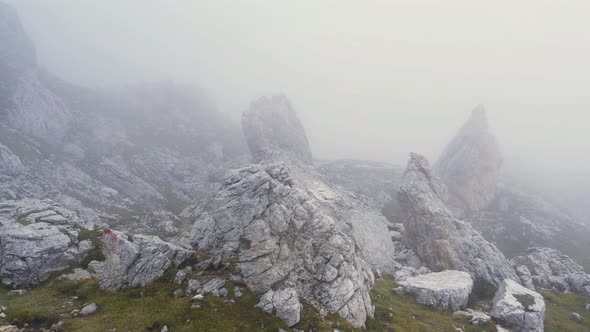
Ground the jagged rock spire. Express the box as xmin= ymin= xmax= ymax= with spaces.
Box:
xmin=435 ymin=105 xmax=502 ymax=215
xmin=398 ymin=152 xmax=518 ymax=286
xmin=242 ymin=94 xmax=312 ymax=164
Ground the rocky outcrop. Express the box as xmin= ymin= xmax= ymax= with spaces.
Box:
xmin=512 ymin=247 xmax=590 ymax=296
xmin=87 ymin=230 xmax=193 ymax=292
xmin=398 ymin=153 xmax=518 ymax=286
xmin=242 ymin=95 xmax=312 ymax=164
xmin=399 ymin=270 xmax=473 ymax=310
xmin=435 ymin=106 xmax=502 ymax=215
xmin=491 ymin=279 xmax=545 ymax=332
xmin=189 ymin=163 xmax=374 ymax=327
xmin=257 ymin=288 xmax=302 ymax=327
xmin=0 ymin=199 xmax=93 ymax=287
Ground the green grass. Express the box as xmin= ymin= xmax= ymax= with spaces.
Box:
xmin=0 ymin=270 xmax=285 ymax=332
xmin=2 ymin=271 xmax=590 ymax=331
xmin=543 ymin=289 xmax=590 ymax=332
xmin=515 ymin=294 xmax=536 ymax=312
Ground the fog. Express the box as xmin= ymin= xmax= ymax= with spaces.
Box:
xmin=7 ymin=0 xmax=590 ymax=208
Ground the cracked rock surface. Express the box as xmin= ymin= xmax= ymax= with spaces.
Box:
xmin=0 ymin=199 xmax=92 ymax=287
xmin=87 ymin=230 xmax=193 ymax=292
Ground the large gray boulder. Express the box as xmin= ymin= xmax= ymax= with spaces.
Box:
xmin=189 ymin=163 xmax=375 ymax=327
xmin=398 ymin=153 xmax=518 ymax=286
xmin=257 ymin=288 xmax=301 ymax=327
xmin=512 ymin=247 xmax=590 ymax=296
xmin=435 ymin=106 xmax=502 ymax=215
xmin=399 ymin=270 xmax=473 ymax=311
xmin=87 ymin=230 xmax=193 ymax=292
xmin=0 ymin=199 xmax=92 ymax=287
xmin=242 ymin=95 xmax=312 ymax=164
xmin=491 ymin=279 xmax=545 ymax=332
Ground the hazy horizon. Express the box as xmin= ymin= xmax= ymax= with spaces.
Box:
xmin=7 ymin=0 xmax=590 ymax=195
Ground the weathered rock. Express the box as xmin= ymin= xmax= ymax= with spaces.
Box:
xmin=512 ymin=247 xmax=590 ymax=296
xmin=173 ymin=288 xmax=183 ymax=298
xmin=467 ymin=309 xmax=491 ymax=325
xmin=234 ymin=286 xmax=243 ymax=298
xmin=186 ymin=279 xmax=200 ymax=295
xmin=398 ymin=153 xmax=518 ymax=286
xmin=201 ymin=278 xmax=225 ymax=294
xmin=191 ymin=294 xmax=204 ymax=301
xmin=87 ymin=230 xmax=193 ymax=292
xmin=58 ymin=268 xmax=92 ymax=281
xmin=189 ymin=163 xmax=376 ymax=327
xmin=435 ymin=106 xmax=502 ymax=215
xmin=79 ymin=303 xmax=97 ymax=316
xmin=242 ymin=95 xmax=312 ymax=164
xmin=257 ymin=288 xmax=302 ymax=327
xmin=173 ymin=270 xmax=187 ymax=285
xmin=491 ymin=279 xmax=545 ymax=332
xmin=399 ymin=271 xmax=473 ymax=311
xmin=0 ymin=199 xmax=92 ymax=287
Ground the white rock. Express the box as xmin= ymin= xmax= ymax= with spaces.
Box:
xmin=491 ymin=279 xmax=545 ymax=332
xmin=399 ymin=270 xmax=473 ymax=311
xmin=79 ymin=303 xmax=97 ymax=316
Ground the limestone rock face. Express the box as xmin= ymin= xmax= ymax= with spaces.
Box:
xmin=189 ymin=163 xmax=375 ymax=327
xmin=399 ymin=270 xmax=473 ymax=311
xmin=398 ymin=153 xmax=518 ymax=286
xmin=512 ymin=247 xmax=590 ymax=296
xmin=435 ymin=106 xmax=502 ymax=215
xmin=87 ymin=230 xmax=193 ymax=292
xmin=0 ymin=199 xmax=92 ymax=287
xmin=242 ymin=95 xmax=312 ymax=164
xmin=491 ymin=279 xmax=545 ymax=332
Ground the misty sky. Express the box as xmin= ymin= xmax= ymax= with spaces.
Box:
xmin=7 ymin=0 xmax=590 ymax=188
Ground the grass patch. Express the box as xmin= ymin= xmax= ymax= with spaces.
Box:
xmin=0 ymin=270 xmax=286 ymax=332
xmin=542 ymin=289 xmax=590 ymax=332
xmin=515 ymin=294 xmax=536 ymax=312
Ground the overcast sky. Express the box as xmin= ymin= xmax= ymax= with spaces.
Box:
xmin=7 ymin=0 xmax=590 ymax=188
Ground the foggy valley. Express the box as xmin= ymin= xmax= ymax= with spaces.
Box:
xmin=0 ymin=1 xmax=589 ymax=332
